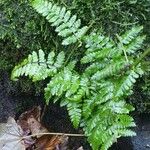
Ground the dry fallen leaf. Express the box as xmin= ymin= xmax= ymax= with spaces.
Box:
xmin=0 ymin=117 xmax=26 ymax=150
xmin=17 ymin=106 xmax=41 ymax=135
xmin=35 ymin=135 xmax=61 ymax=150
xmin=17 ymin=106 xmax=69 ymax=150
xmin=27 ymin=116 xmax=48 ymax=137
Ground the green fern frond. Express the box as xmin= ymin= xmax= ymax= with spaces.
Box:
xmin=124 ymin=35 xmax=146 ymax=54
xmin=121 ymin=26 xmax=143 ymax=44
xmin=79 ymin=26 xmax=145 ymax=149
xmin=67 ymin=102 xmax=81 ymax=128
xmin=11 ymin=17 xmax=146 ymax=150
xmin=91 ymin=59 xmax=127 ymax=80
xmin=115 ymin=67 xmax=144 ymax=98
xmin=44 ymin=69 xmax=72 ymax=103
xmin=81 ymin=33 xmax=117 ymax=64
xmin=44 ymin=67 xmax=90 ymax=127
xmin=31 ymin=0 xmax=88 ymax=45
xmin=84 ymin=103 xmax=135 ymax=150
xmin=44 ymin=62 xmax=77 ymax=103
xmin=11 ymin=49 xmax=65 ymax=82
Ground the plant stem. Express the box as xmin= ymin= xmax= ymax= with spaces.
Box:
xmin=112 ymin=21 xmax=138 ymax=26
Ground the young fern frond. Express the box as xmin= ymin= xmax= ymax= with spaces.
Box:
xmin=11 ymin=49 xmax=65 ymax=82
xmin=31 ymin=0 xmax=88 ymax=45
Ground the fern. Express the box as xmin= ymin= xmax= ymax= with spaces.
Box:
xmin=79 ymin=27 xmax=144 ymax=149
xmin=11 ymin=49 xmax=65 ymax=82
xmin=121 ymin=26 xmax=143 ymax=45
xmin=44 ymin=64 xmax=90 ymax=127
xmin=11 ymin=1 xmax=147 ymax=149
xmin=31 ymin=0 xmax=88 ymax=45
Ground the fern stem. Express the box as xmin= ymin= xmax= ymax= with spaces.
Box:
xmin=134 ymin=47 xmax=150 ymax=66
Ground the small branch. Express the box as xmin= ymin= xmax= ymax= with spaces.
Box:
xmin=112 ymin=21 xmax=138 ymax=26
xmin=22 ymin=132 xmax=85 ymax=140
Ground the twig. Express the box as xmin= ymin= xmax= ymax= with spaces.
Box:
xmin=22 ymin=132 xmax=85 ymax=140
xmin=112 ymin=21 xmax=138 ymax=26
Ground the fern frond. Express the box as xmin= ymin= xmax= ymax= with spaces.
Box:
xmin=115 ymin=67 xmax=144 ymax=98
xmin=81 ymin=33 xmax=117 ymax=64
xmin=84 ymin=102 xmax=135 ymax=150
xmin=11 ymin=21 xmax=146 ymax=150
xmin=79 ymin=26 xmax=145 ymax=149
xmin=11 ymin=50 xmax=65 ymax=81
xmin=44 ymin=67 xmax=90 ymax=127
xmin=44 ymin=62 xmax=77 ymax=103
xmin=67 ymin=102 xmax=81 ymax=128
xmin=31 ymin=0 xmax=88 ymax=45
xmin=121 ymin=26 xmax=143 ymax=44
xmin=91 ymin=59 xmax=127 ymax=80
xmin=124 ymin=35 xmax=146 ymax=54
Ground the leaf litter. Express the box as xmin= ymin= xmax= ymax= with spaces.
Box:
xmin=0 ymin=106 xmax=84 ymax=150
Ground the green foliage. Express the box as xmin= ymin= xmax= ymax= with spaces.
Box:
xmin=11 ymin=49 xmax=65 ymax=82
xmin=0 ymin=0 xmax=149 ymax=98
xmin=0 ymin=0 xmax=63 ymax=72
xmin=31 ymin=0 xmax=88 ymax=45
xmin=11 ymin=1 xmax=147 ymax=148
xmin=0 ymin=0 xmax=62 ymax=94
xmin=52 ymin=0 xmax=150 ymax=40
